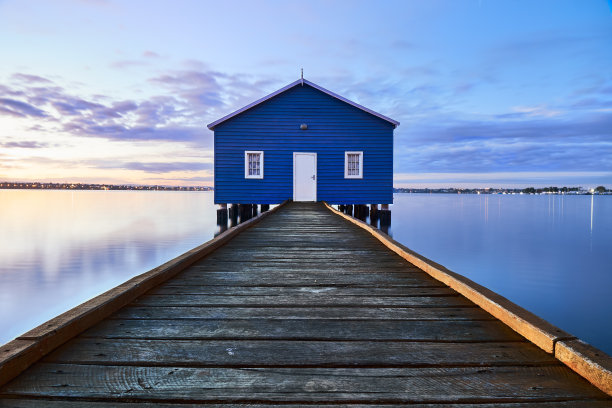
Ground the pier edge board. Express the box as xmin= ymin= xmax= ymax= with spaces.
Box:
xmin=323 ymin=201 xmax=612 ymax=397
xmin=0 ymin=200 xmax=289 ymax=387
xmin=556 ymin=339 xmax=612 ymax=396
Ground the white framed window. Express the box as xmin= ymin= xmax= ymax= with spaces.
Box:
xmin=344 ymin=151 xmax=363 ymax=179
xmin=245 ymin=151 xmax=264 ymax=179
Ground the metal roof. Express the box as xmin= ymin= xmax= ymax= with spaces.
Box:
xmin=207 ymin=78 xmax=400 ymax=130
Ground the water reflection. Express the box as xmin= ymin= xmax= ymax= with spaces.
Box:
xmin=0 ymin=190 xmax=218 ymax=345
xmin=389 ymin=193 xmax=612 ymax=356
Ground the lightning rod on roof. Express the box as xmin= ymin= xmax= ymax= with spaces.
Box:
xmin=301 ymin=68 xmax=304 ymax=85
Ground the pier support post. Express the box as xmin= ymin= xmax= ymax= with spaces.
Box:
xmin=238 ymin=204 xmax=248 ymax=221
xmin=261 ymin=204 xmax=270 ymax=212
xmin=370 ymin=204 xmax=378 ymax=218
xmin=345 ymin=204 xmax=353 ymax=216
xmin=380 ymin=203 xmax=391 ymax=226
xmin=370 ymin=204 xmax=379 ymax=227
xmin=354 ymin=204 xmax=361 ymax=218
xmin=229 ymin=204 xmax=238 ymax=226
xmin=216 ymin=204 xmax=228 ymax=225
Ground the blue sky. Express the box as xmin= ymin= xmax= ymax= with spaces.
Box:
xmin=0 ymin=0 xmax=611 ymax=187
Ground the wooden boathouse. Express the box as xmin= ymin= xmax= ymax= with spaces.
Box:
xmin=0 ymin=201 xmax=611 ymax=405
xmin=209 ymin=78 xmax=398 ymax=216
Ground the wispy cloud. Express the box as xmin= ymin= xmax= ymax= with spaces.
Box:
xmin=1 ymin=141 xmax=49 ymax=149
xmin=0 ymin=98 xmax=47 ymax=118
xmin=122 ymin=161 xmax=212 ymax=173
xmin=11 ymin=73 xmax=53 ymax=84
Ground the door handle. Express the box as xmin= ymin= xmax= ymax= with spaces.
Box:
xmin=311 ymin=175 xmax=316 ymax=180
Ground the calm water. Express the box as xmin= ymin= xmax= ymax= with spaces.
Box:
xmin=0 ymin=190 xmax=219 ymax=345
xmin=385 ymin=193 xmax=612 ymax=355
xmin=0 ymin=190 xmax=610 ymax=356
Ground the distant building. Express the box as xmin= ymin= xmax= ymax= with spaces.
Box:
xmin=208 ymin=78 xmax=399 ymax=205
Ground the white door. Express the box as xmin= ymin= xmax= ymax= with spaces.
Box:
xmin=293 ymin=152 xmax=317 ymax=202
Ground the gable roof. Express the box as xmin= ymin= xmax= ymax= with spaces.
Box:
xmin=207 ymin=78 xmax=400 ymax=130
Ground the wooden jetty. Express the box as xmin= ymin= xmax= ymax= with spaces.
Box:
xmin=0 ymin=202 xmax=611 ymax=406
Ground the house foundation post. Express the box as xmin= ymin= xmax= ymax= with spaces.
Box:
xmin=216 ymin=203 xmax=228 ymax=225
xmin=229 ymin=204 xmax=238 ymax=226
xmin=370 ymin=204 xmax=379 ymax=227
xmin=380 ymin=203 xmax=391 ymax=226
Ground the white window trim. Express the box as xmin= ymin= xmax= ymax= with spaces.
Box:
xmin=244 ymin=150 xmax=264 ymax=179
xmin=344 ymin=151 xmax=363 ymax=179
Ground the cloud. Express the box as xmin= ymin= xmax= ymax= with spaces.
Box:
xmin=0 ymin=98 xmax=47 ymax=118
xmin=110 ymin=60 xmax=147 ymax=69
xmin=93 ymin=160 xmax=212 ymax=173
xmin=11 ymin=73 xmax=53 ymax=84
xmin=122 ymin=161 xmax=212 ymax=173
xmin=1 ymin=141 xmax=49 ymax=148
xmin=0 ymin=71 xmax=228 ymax=145
xmin=142 ymin=50 xmax=160 ymax=58
xmin=149 ymin=70 xmax=226 ymax=109
xmin=395 ymin=111 xmax=612 ymax=174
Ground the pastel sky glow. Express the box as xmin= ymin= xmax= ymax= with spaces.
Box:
xmin=1 ymin=0 xmax=611 ymax=188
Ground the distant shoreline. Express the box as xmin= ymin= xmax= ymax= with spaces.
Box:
xmin=393 ymin=187 xmax=610 ymax=195
xmin=1 ymin=182 xmax=609 ymax=195
xmin=0 ymin=182 xmax=212 ymax=191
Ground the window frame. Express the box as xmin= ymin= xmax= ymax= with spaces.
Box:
xmin=344 ymin=151 xmax=363 ymax=179
xmin=244 ymin=150 xmax=264 ymax=179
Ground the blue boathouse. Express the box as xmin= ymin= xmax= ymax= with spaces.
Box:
xmin=208 ymin=78 xmax=399 ymax=206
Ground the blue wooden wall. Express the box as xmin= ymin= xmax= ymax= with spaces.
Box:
xmin=213 ymin=84 xmax=394 ymax=204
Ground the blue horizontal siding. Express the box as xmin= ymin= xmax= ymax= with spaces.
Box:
xmin=214 ymin=84 xmax=394 ymax=204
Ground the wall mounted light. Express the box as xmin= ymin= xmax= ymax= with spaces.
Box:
xmin=300 ymin=123 xmax=308 ymax=130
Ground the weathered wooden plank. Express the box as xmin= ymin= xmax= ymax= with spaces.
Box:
xmin=171 ymin=271 xmax=437 ymax=286
xmin=3 ymin=400 xmax=612 ymax=408
xmin=113 ymin=305 xmax=493 ymax=320
xmin=149 ymin=285 xmax=455 ymax=296
xmin=184 ymin=264 xmax=424 ymax=274
xmin=556 ymin=339 xmax=612 ymax=396
xmin=201 ymin=256 xmax=410 ymax=265
xmin=83 ymin=319 xmax=524 ymax=341
xmin=190 ymin=262 xmax=422 ymax=270
xmin=44 ymin=339 xmax=557 ymax=367
xmin=130 ymin=294 xmax=473 ymax=307
xmin=2 ymin=364 xmax=607 ymax=402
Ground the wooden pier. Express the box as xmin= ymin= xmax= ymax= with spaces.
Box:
xmin=0 ymin=202 xmax=611 ymax=406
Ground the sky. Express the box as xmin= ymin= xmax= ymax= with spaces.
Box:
xmin=0 ymin=0 xmax=611 ymax=188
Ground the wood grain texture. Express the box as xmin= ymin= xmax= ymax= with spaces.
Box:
xmin=44 ymin=339 xmax=557 ymax=367
xmin=112 ymin=305 xmax=492 ymax=320
xmin=81 ymin=319 xmax=525 ymax=341
xmin=130 ymin=294 xmax=472 ymax=307
xmin=1 ymin=364 xmax=606 ymax=402
xmin=1 ymin=201 xmax=610 ymax=405
xmin=5 ymin=401 xmax=611 ymax=408
xmin=149 ymin=285 xmax=453 ymax=296
xmin=556 ymin=339 xmax=612 ymax=396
